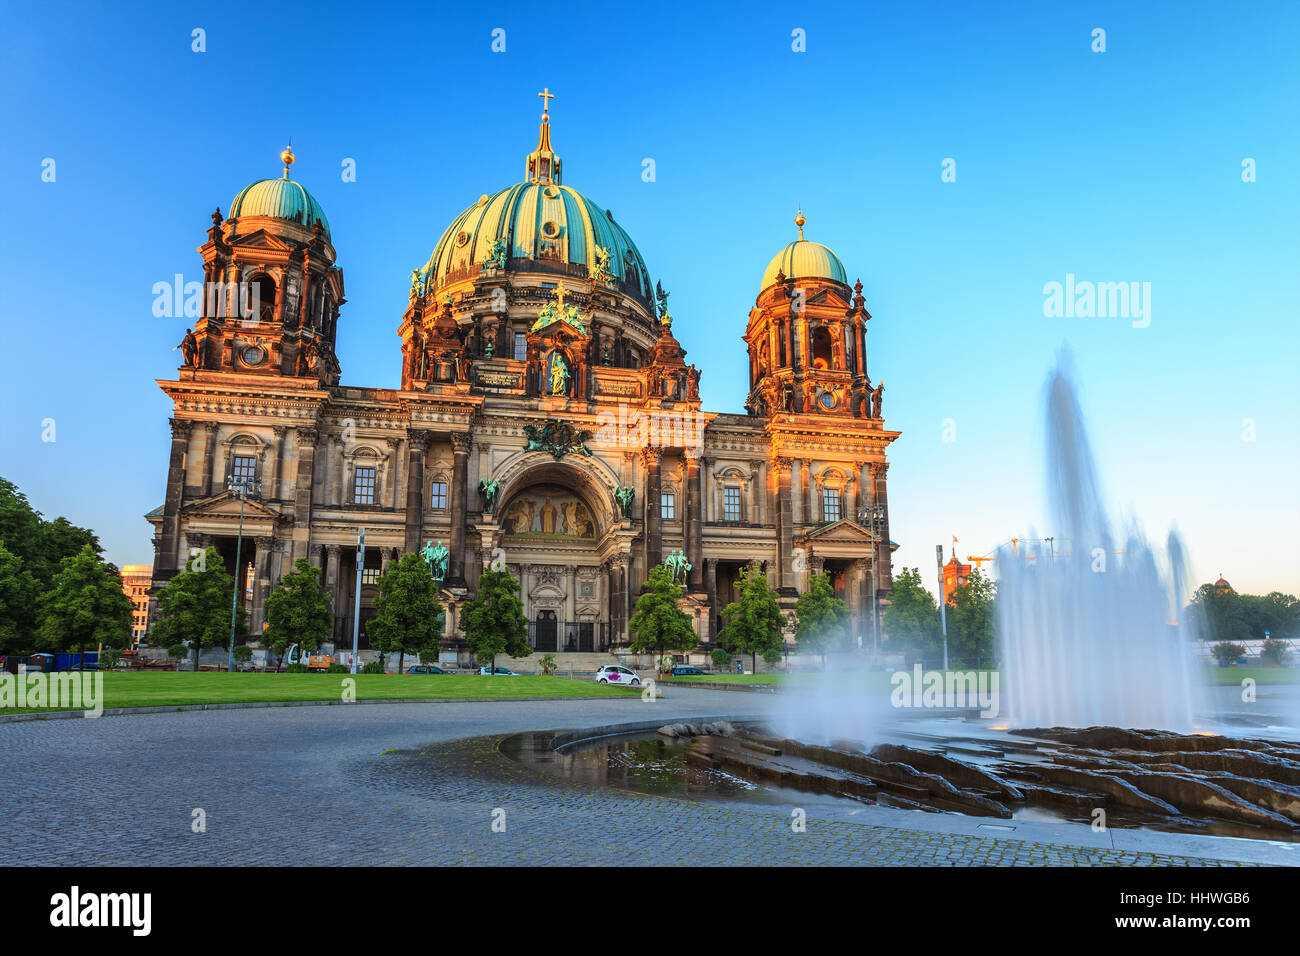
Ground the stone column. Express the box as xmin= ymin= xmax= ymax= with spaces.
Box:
xmin=268 ymin=426 xmax=286 ymax=501
xmin=749 ymin=459 xmax=764 ymax=525
xmin=200 ymin=422 xmax=218 ymax=498
xmin=705 ymin=557 xmax=719 ymax=639
xmin=800 ymin=460 xmax=812 ymax=526
xmin=448 ymin=432 xmax=471 ymax=586
xmin=251 ymin=536 xmax=273 ymax=637
xmin=685 ymin=454 xmax=702 ymax=591
xmin=610 ymin=555 xmax=630 ymax=645
xmin=404 ymin=430 xmax=431 ymax=554
xmin=773 ymin=457 xmax=794 ymax=593
xmin=292 ymin=427 xmax=317 ymax=565
xmin=641 ymin=447 xmax=662 ymax=570
xmin=872 ymin=462 xmax=893 ymax=592
xmin=325 ymin=544 xmax=341 ymax=642
xmin=158 ymin=418 xmax=193 ymax=579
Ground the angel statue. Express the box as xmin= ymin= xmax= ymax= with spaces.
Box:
xmin=654 ymin=281 xmax=672 ymax=325
xmin=481 ymin=237 xmax=507 ymax=271
xmin=478 ymin=477 xmax=501 ymax=511
xmin=614 ymin=485 xmax=635 ymax=518
xmin=591 ymin=244 xmax=613 ymax=284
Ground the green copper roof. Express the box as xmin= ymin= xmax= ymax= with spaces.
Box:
xmin=421 ymin=182 xmax=653 ymax=307
xmin=761 ymin=239 xmax=847 ymax=289
xmin=229 ymin=177 xmax=331 ymax=239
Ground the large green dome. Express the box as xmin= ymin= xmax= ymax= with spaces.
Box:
xmin=229 ymin=170 xmax=330 ymax=240
xmin=421 ymin=181 xmax=653 ymax=307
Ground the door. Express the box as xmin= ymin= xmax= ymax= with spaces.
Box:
xmin=535 ymin=610 xmax=557 ymax=652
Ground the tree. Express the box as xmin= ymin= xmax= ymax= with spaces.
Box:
xmin=882 ymin=567 xmax=942 ymax=660
xmin=947 ymin=568 xmax=996 ymax=665
xmin=370 ymin=553 xmax=446 ymax=673
xmin=629 ymin=566 xmax=698 ymax=666
xmin=794 ymin=571 xmax=850 ymax=667
xmin=0 ymin=477 xmax=102 ymax=589
xmin=1188 ymin=583 xmax=1249 ymax=643
xmin=150 ymin=547 xmax=246 ymax=671
xmin=1212 ymin=641 xmax=1246 ymax=666
xmin=460 ymin=567 xmax=529 ymax=674
xmin=0 ymin=543 xmax=38 ymax=655
xmin=264 ymin=558 xmax=333 ymax=669
xmin=35 ymin=543 xmax=132 ymax=657
xmin=719 ymin=563 xmax=785 ymax=674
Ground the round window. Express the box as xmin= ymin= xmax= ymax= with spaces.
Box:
xmin=242 ymin=345 xmax=266 ymax=366
xmin=541 ymin=220 xmax=560 ymax=238
xmin=455 ymin=230 xmax=471 ymax=247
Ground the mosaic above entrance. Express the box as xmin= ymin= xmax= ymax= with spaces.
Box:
xmin=501 ymin=484 xmax=597 ymax=539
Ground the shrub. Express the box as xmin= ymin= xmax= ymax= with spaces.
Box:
xmin=166 ymin=644 xmax=188 ymax=660
xmin=1260 ymin=638 xmax=1292 ymax=667
xmin=538 ymin=653 xmax=557 ymax=676
xmin=710 ymin=647 xmax=731 ymax=671
xmin=1212 ymin=642 xmax=1246 ymax=666
xmin=99 ymin=649 xmax=121 ymax=669
xmin=232 ymin=645 xmax=253 ymax=663
xmin=284 ymin=662 xmax=308 ymax=673
xmin=326 ymin=662 xmax=348 ymax=673
xmin=361 ymin=661 xmax=385 ymax=674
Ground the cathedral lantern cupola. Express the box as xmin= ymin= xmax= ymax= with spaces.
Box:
xmin=744 ymin=211 xmax=875 ymax=419
xmin=525 ymin=87 xmax=562 ymax=184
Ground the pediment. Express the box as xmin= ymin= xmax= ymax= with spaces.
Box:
xmin=806 ymin=287 xmax=852 ymax=310
xmin=181 ymin=492 xmax=284 ymax=522
xmin=802 ymin=519 xmax=876 ymax=544
xmin=229 ymin=229 xmax=297 ymax=253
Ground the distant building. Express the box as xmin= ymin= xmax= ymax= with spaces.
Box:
xmin=942 ymin=549 xmax=971 ymax=605
xmin=120 ymin=564 xmax=152 ymax=644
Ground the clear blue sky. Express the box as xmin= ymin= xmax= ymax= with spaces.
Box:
xmin=1 ymin=0 xmax=1297 ymax=597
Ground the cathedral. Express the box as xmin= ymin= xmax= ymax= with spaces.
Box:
xmin=146 ymin=93 xmax=900 ymax=662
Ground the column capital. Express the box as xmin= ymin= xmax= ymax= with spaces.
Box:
xmin=272 ymin=424 xmax=287 ymax=437
xmin=296 ymin=426 xmax=319 ymax=445
xmin=169 ymin=418 xmax=193 ymax=439
xmin=409 ymin=428 xmax=434 ymax=447
xmin=640 ymin=446 xmax=662 ymax=467
xmin=449 ymin=432 xmax=472 ymax=454
xmin=325 ymin=543 xmax=341 ymax=556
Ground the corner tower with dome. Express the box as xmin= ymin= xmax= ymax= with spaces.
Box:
xmin=145 ymin=93 xmax=900 ymax=667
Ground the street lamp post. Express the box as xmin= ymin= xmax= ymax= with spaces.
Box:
xmin=351 ymin=527 xmax=365 ymax=674
xmin=936 ymin=544 xmax=949 ymax=671
xmin=227 ymin=474 xmax=262 ymax=672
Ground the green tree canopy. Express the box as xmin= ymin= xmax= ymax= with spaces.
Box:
xmin=629 ymin=565 xmax=698 ymax=663
xmin=794 ymin=571 xmax=850 ymax=665
xmin=0 ymin=542 xmax=40 ymax=654
xmin=882 ymin=567 xmax=943 ymax=660
xmin=947 ymin=567 xmax=996 ymax=664
xmin=35 ymin=543 xmax=132 ymax=654
xmin=264 ymin=558 xmax=333 ymax=665
xmin=460 ymin=567 xmax=529 ymax=673
xmin=719 ymin=563 xmax=786 ymax=674
xmin=370 ymin=553 xmax=446 ymax=672
xmin=150 ymin=547 xmax=246 ymax=671
xmin=0 ymin=476 xmax=102 ymax=589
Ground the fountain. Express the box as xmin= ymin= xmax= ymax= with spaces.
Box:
xmin=998 ymin=354 xmax=1203 ymax=730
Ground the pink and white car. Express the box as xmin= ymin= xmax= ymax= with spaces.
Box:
xmin=594 ymin=664 xmax=641 ymax=686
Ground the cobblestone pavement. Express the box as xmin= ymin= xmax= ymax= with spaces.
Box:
xmin=0 ymin=692 xmax=1251 ymax=866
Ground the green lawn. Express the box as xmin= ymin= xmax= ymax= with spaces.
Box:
xmin=1199 ymin=665 xmax=1299 ymax=685
xmin=1 ymin=671 xmax=643 ymax=714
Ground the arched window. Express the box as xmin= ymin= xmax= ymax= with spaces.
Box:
xmin=811 ymin=326 xmax=834 ymax=370
xmin=250 ymin=274 xmax=277 ymax=325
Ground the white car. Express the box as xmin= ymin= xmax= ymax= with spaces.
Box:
xmin=595 ymin=665 xmax=641 ymax=686
xmin=478 ymin=666 xmax=518 ymax=676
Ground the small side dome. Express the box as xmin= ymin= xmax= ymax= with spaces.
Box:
xmin=760 ymin=210 xmax=846 ymax=289
xmin=228 ymin=145 xmax=330 ymax=239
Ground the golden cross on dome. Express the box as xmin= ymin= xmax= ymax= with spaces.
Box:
xmin=538 ymin=87 xmax=554 ymax=116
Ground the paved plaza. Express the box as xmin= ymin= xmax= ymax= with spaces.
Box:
xmin=2 ymin=688 xmax=1288 ymax=866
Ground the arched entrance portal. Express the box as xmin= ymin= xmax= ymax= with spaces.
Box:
xmin=494 ymin=458 xmax=621 ymax=652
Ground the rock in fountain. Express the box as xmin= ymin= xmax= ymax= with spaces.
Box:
xmin=998 ymin=356 xmax=1202 ymax=731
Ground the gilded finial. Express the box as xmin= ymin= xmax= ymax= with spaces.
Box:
xmin=794 ymin=208 xmax=806 ymax=240
xmin=280 ymin=141 xmax=295 ymax=179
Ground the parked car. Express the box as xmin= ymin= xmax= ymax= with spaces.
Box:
xmin=477 ymin=666 xmax=518 ymax=676
xmin=594 ymin=664 xmax=641 ymax=686
xmin=671 ymin=665 xmax=705 ymax=676
xmin=406 ymin=665 xmax=448 ymax=675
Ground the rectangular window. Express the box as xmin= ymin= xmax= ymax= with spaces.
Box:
xmin=723 ymin=487 xmax=742 ymax=522
xmin=822 ymin=487 xmax=841 ymax=523
xmin=430 ymin=481 xmax=448 ymax=509
xmin=361 ymin=568 xmax=380 ymax=585
xmin=353 ymin=467 xmax=376 ymax=505
xmin=661 ymin=494 xmax=676 ymax=520
xmin=231 ymin=455 xmax=256 ymax=487
xmin=513 ymin=332 xmax=527 ymax=361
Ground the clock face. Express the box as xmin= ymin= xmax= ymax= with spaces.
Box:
xmin=241 ymin=345 xmax=266 ymax=366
